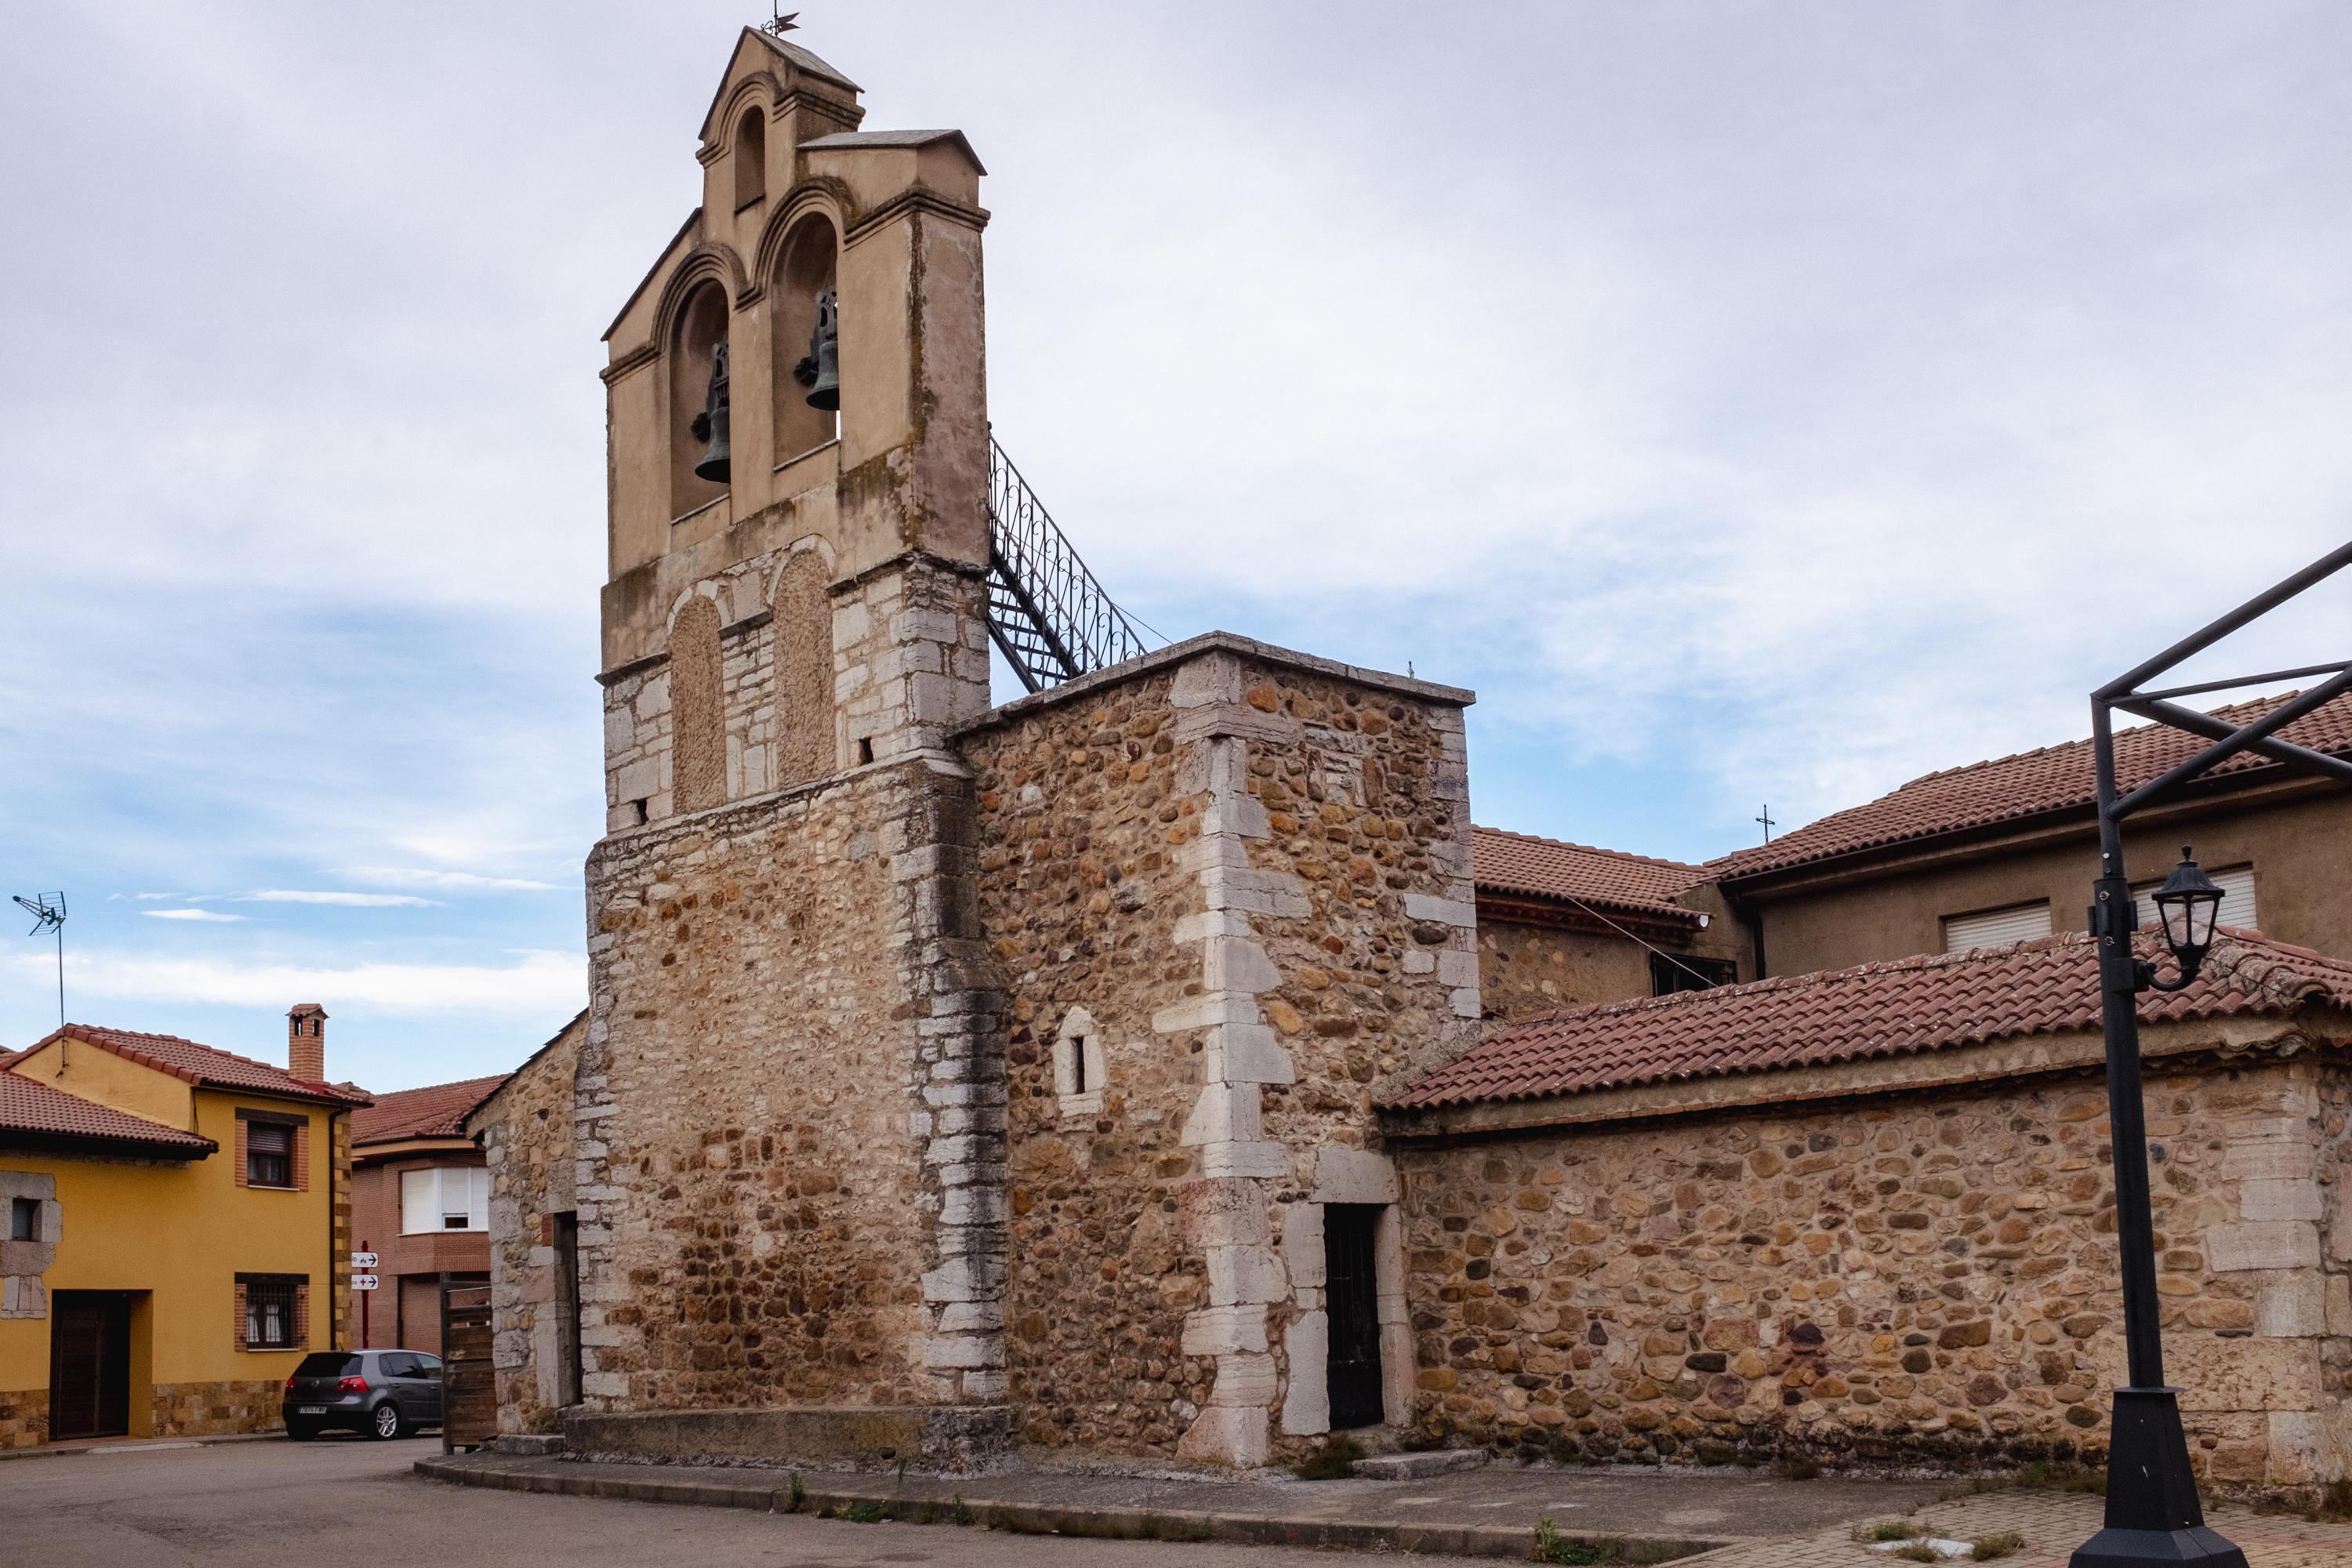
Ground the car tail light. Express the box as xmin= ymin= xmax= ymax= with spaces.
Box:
xmin=284 ymin=1375 xmax=296 ymax=1392
xmin=338 ymin=1376 xmax=368 ymax=1393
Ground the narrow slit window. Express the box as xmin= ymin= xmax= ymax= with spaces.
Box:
xmin=9 ymin=1198 xmax=38 ymax=1241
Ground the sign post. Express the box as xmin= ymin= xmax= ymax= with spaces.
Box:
xmin=351 ymin=1246 xmax=379 ymax=1348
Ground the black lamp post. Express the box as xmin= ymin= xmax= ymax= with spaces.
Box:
xmin=2074 ymin=540 xmax=2352 ymax=1568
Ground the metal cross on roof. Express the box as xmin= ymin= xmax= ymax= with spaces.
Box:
xmin=761 ymin=7 xmax=800 ymax=36
xmin=1755 ymin=804 xmax=1777 ymax=843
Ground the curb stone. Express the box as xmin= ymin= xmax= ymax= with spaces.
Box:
xmin=414 ymin=1454 xmax=1732 ymax=1561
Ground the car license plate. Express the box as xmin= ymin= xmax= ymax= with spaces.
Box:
xmin=297 ymin=1406 xmax=327 ymax=1414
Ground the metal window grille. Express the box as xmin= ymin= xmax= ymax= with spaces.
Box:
xmin=245 ymin=1279 xmax=296 ymax=1348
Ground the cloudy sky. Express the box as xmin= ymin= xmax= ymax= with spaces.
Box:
xmin=5 ymin=2 xmax=2351 ymax=1090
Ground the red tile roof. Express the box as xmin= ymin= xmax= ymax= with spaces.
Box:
xmin=354 ymin=1075 xmax=508 ymax=1146
xmin=1472 ymin=826 xmax=1708 ymax=924
xmin=1385 ymin=928 xmax=2352 ymax=1112
xmin=19 ymin=1025 xmax=372 ymax=1107
xmin=0 ymin=1071 xmax=216 ymax=1156
xmin=1711 ymin=691 xmax=2352 ymax=882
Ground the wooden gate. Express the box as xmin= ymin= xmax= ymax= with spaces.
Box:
xmin=439 ymin=1283 xmax=495 ymax=1451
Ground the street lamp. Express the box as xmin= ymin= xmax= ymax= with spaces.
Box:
xmin=2074 ymin=540 xmax=2352 ymax=1568
xmin=2147 ymin=852 xmax=2223 ymax=979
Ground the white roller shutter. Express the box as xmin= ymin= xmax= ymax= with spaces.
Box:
xmin=401 ymin=1169 xmax=436 ymax=1235
xmin=2136 ymin=865 xmax=2256 ymax=936
xmin=1941 ymin=900 xmax=2053 ymax=954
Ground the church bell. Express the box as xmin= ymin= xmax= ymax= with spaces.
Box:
xmin=691 ymin=341 xmax=731 ymax=484
xmin=804 ymin=286 xmax=840 ymax=411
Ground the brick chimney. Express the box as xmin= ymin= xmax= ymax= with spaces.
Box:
xmin=287 ymin=1003 xmax=328 ymax=1083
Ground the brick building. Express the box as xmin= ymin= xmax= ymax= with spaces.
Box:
xmin=350 ymin=1073 xmax=508 ymax=1356
xmin=470 ymin=26 xmax=2352 ymax=1486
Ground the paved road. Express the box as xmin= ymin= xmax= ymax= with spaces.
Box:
xmin=0 ymin=1434 xmax=1402 ymax=1566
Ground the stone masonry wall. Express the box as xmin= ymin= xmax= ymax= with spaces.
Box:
xmin=151 ymin=1379 xmax=287 ymax=1438
xmin=576 ymin=771 xmax=929 ymax=1411
xmin=1478 ymin=918 xmax=1657 ymax=1019
xmin=480 ymin=1022 xmax=583 ymax=1436
xmin=1391 ymin=1052 xmax=2352 ymax=1486
xmin=0 ymin=1387 xmax=46 ymax=1448
xmin=965 ymin=638 xmax=1477 ymax=1466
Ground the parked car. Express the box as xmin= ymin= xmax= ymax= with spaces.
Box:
xmin=282 ymin=1348 xmax=443 ymax=1439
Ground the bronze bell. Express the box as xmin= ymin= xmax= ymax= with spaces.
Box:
xmin=691 ymin=341 xmax=731 ymax=483
xmin=804 ymin=285 xmax=840 ymax=411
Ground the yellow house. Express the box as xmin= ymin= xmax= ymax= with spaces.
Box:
xmin=0 ymin=1009 xmax=368 ymax=1446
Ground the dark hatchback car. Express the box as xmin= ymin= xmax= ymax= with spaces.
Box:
xmin=282 ymin=1349 xmax=443 ymax=1440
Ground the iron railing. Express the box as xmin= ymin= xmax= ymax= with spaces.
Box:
xmin=984 ymin=436 xmax=1149 ymax=692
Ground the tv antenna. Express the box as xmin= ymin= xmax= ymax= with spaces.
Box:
xmin=14 ymin=893 xmax=66 ymax=1032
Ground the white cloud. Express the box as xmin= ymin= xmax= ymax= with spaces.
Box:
xmin=140 ymin=909 xmax=243 ymax=923
xmin=340 ymin=867 xmax=559 ymax=894
xmin=13 ymin=949 xmax=583 ymax=1016
xmin=241 ymin=891 xmax=443 ymax=909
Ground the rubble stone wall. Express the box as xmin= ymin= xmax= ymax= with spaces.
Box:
xmin=1392 ymin=1051 xmax=2352 ymax=1486
xmin=478 ymin=1022 xmax=583 ymax=1436
xmin=576 ymin=768 xmax=931 ymax=1412
xmin=1478 ymin=918 xmax=1657 ymax=1018
xmin=966 ymin=638 xmax=1477 ymax=1465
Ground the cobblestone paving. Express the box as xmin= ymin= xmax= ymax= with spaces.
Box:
xmin=1677 ymin=1488 xmax=2352 ymax=1568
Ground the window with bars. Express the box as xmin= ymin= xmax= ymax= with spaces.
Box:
xmin=243 ymin=1278 xmax=299 ymax=1349
xmin=245 ymin=1120 xmax=293 ymax=1188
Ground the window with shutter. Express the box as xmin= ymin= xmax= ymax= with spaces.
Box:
xmin=401 ymin=1167 xmax=489 ymax=1233
xmin=245 ymin=1121 xmax=293 ymax=1188
xmin=1941 ymin=900 xmax=2053 ymax=954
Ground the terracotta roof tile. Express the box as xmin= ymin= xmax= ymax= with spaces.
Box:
xmin=1385 ymin=928 xmax=2352 ymax=1112
xmin=0 ymin=1072 xmax=216 ymax=1156
xmin=1472 ymin=826 xmax=1708 ymax=923
xmin=1711 ymin=691 xmax=2352 ymax=882
xmin=23 ymin=1024 xmax=372 ymax=1108
xmin=353 ymin=1075 xmax=508 ymax=1145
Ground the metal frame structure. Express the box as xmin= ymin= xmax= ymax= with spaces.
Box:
xmin=984 ymin=437 xmax=1149 ymax=693
xmin=2073 ymin=539 xmax=2352 ymax=1568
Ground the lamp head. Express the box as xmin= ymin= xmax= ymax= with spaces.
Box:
xmin=2151 ymin=848 xmax=2223 ymax=975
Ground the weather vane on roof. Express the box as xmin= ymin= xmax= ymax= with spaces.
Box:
xmin=13 ymin=892 xmax=66 ymax=1031
xmin=762 ymin=6 xmax=800 ymax=35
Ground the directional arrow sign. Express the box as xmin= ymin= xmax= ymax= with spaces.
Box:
xmin=351 ymin=1274 xmax=379 ymax=1291
xmin=350 ymin=1251 xmax=379 ymax=1269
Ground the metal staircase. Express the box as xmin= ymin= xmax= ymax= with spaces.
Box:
xmin=984 ymin=437 xmax=1150 ymax=693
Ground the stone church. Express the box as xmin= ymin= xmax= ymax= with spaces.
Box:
xmin=474 ymin=27 xmax=2352 ymax=1486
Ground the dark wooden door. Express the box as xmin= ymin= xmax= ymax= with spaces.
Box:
xmin=551 ymin=1211 xmax=582 ymax=1408
xmin=439 ymin=1283 xmax=495 ymax=1451
xmin=50 ymin=1292 xmax=133 ymax=1440
xmin=1323 ymin=1204 xmax=1385 ymax=1430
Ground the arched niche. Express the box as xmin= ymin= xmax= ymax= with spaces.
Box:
xmin=733 ymin=107 xmax=767 ymax=211
xmin=772 ymin=548 xmax=833 ymax=785
xmin=769 ymin=212 xmax=840 ymax=466
xmin=669 ymin=281 xmax=730 ymax=521
xmin=669 ymin=594 xmax=725 ymax=815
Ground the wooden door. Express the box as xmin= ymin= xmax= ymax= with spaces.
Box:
xmin=50 ymin=1292 xmax=132 ymax=1440
xmin=1323 ymin=1204 xmax=1385 ymax=1430
xmin=438 ymin=1283 xmax=495 ymax=1451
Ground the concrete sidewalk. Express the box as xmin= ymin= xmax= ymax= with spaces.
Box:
xmin=417 ymin=1448 xmax=1949 ymax=1560
xmin=1676 ymin=1486 xmax=2352 ymax=1568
